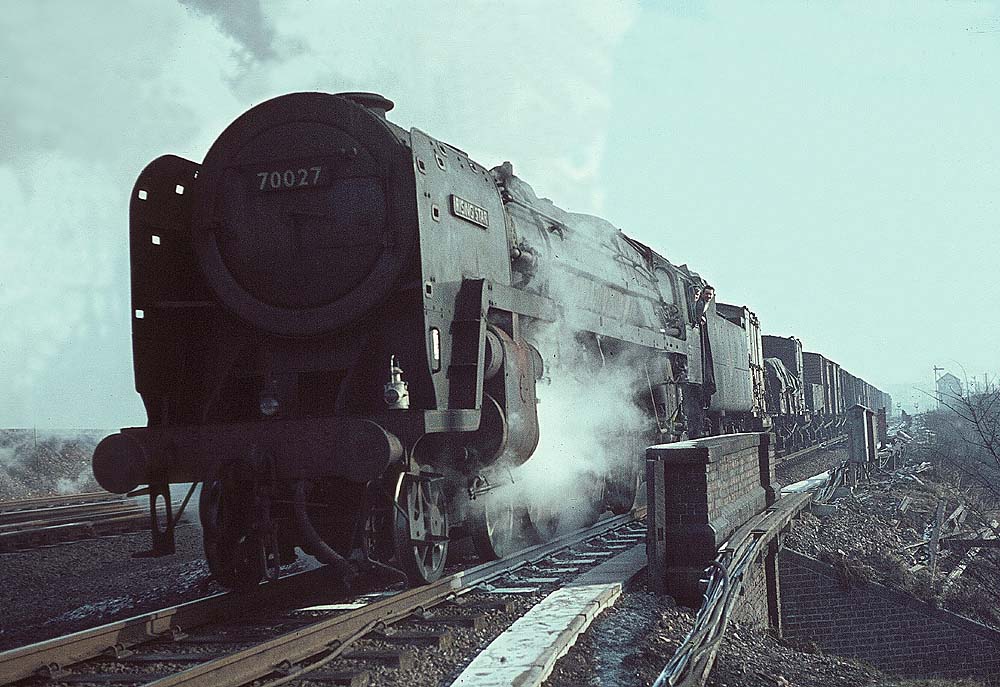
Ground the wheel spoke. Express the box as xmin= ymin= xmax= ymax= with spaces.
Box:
xmin=393 ymin=475 xmax=449 ymax=585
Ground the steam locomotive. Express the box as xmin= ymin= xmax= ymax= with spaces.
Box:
xmin=93 ymin=92 xmax=889 ymax=587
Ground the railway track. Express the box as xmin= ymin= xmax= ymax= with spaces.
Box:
xmin=774 ymin=421 xmax=905 ymax=471
xmin=0 ymin=492 xmax=152 ymax=553
xmin=774 ymin=435 xmax=847 ymax=468
xmin=0 ymin=492 xmax=122 ymax=513
xmin=0 ymin=509 xmax=646 ymax=687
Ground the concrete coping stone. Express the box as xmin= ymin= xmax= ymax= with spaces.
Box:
xmin=449 ymin=544 xmax=646 ymax=687
xmin=647 ymin=433 xmax=764 ymax=464
xmin=515 ymin=577 xmax=560 ymax=584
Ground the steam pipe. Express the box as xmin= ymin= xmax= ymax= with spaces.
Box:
xmin=293 ymin=480 xmax=355 ymax=582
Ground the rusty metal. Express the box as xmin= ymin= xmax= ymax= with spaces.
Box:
xmin=0 ymin=512 xmax=149 ymax=552
xmin=0 ymin=591 xmax=232 ymax=684
xmin=0 ymin=500 xmax=137 ymax=527
xmin=0 ymin=495 xmax=164 ymax=552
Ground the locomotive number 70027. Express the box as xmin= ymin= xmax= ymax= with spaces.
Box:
xmin=256 ymin=166 xmax=323 ymax=191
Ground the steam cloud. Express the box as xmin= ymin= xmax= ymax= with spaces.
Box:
xmin=178 ymin=0 xmax=278 ymax=63
xmin=512 ymin=320 xmax=650 ymax=530
xmin=502 ymin=196 xmax=655 ymax=529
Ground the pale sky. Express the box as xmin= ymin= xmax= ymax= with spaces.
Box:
xmin=2 ymin=1 xmax=998 ymax=426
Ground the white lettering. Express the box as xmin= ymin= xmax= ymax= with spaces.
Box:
xmin=255 ymin=166 xmax=325 ymax=191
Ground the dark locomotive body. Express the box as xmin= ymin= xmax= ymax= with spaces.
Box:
xmin=93 ymin=92 xmax=891 ymax=587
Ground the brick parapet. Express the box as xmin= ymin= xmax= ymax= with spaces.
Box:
xmin=646 ymin=432 xmax=776 ymax=607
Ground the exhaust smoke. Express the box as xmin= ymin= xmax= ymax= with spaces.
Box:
xmin=508 ymin=320 xmax=651 ymax=532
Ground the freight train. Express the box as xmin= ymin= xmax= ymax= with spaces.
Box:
xmin=93 ymin=92 xmax=890 ymax=587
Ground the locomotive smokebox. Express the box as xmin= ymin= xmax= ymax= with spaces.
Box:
xmin=189 ymin=92 xmax=417 ymax=337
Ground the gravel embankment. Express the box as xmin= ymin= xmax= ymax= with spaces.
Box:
xmin=0 ymin=429 xmax=106 ymax=500
xmin=775 ymin=445 xmax=849 ymax=487
xmin=783 ymin=463 xmax=1000 ymax=631
xmin=0 ymin=525 xmax=216 ymax=650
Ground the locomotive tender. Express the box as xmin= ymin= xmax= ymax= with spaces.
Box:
xmin=93 ymin=92 xmax=889 ymax=587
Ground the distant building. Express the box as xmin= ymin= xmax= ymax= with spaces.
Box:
xmin=936 ymin=372 xmax=963 ymax=409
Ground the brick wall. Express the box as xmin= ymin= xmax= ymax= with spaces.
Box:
xmin=780 ymin=549 xmax=1000 ymax=685
xmin=647 ymin=433 xmax=774 ymax=607
xmin=733 ymin=550 xmax=770 ymax=626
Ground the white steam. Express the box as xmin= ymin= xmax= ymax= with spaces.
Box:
xmin=499 ymin=168 xmax=655 ymax=527
xmin=510 ymin=320 xmax=650 ymax=529
xmin=55 ymin=467 xmax=97 ymax=495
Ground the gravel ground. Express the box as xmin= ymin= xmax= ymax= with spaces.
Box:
xmin=783 ymin=500 xmax=911 ymax=569
xmin=0 ymin=525 xmax=219 ymax=650
xmin=546 ymin=444 xmax=995 ymax=687
xmin=775 ymin=445 xmax=849 ymax=487
xmin=0 ymin=526 xmax=616 ymax=687
xmin=0 ymin=430 xmax=229 ymax=651
xmin=297 ymin=589 xmax=549 ymax=687
xmin=547 ymin=582 xmax=873 ymax=687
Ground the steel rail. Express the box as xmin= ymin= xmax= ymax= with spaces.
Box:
xmin=0 ymin=508 xmax=644 ymax=685
xmin=0 ymin=492 xmax=121 ymax=512
xmin=0 ymin=591 xmax=233 ymax=684
xmin=0 ymin=512 xmax=155 ymax=552
xmin=0 ymin=502 xmax=142 ymax=529
xmin=0 ymin=560 xmax=363 ymax=685
xmin=0 ymin=499 xmax=191 ymax=552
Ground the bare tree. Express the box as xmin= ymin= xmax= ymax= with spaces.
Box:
xmin=933 ymin=381 xmax=1000 ymax=502
xmin=920 ymin=383 xmax=1000 ymax=621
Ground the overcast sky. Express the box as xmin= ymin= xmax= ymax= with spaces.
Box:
xmin=3 ymin=1 xmax=998 ymax=426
